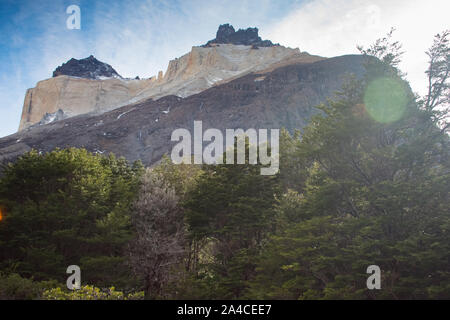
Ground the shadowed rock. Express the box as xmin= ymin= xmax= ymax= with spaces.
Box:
xmin=52 ymin=55 xmax=121 ymax=79
xmin=204 ymin=24 xmax=277 ymax=47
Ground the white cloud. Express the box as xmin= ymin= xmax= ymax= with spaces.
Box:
xmin=263 ymin=0 xmax=450 ymax=96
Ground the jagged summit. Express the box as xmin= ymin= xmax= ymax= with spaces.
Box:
xmin=52 ymin=55 xmax=122 ymax=79
xmin=19 ymin=26 xmax=319 ymax=131
xmin=204 ymin=24 xmax=277 ymax=47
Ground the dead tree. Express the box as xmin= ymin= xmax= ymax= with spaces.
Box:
xmin=128 ymin=169 xmax=185 ymax=299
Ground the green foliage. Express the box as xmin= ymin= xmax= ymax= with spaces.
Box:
xmin=42 ymin=285 xmax=144 ymax=300
xmin=152 ymin=155 xmax=202 ymax=197
xmin=1 ymin=30 xmax=449 ymax=300
xmin=0 ymin=148 xmax=143 ymax=289
xmin=182 ymin=142 xmax=282 ymax=299
xmin=246 ymin=32 xmax=450 ymax=300
xmin=0 ymin=273 xmax=59 ymax=300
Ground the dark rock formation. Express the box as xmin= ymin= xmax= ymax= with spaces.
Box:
xmin=52 ymin=55 xmax=121 ymax=79
xmin=0 ymin=55 xmax=367 ymax=166
xmin=204 ymin=24 xmax=277 ymax=47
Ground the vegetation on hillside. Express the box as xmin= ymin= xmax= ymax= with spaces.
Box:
xmin=0 ymin=30 xmax=448 ymax=300
xmin=0 ymin=149 xmax=144 ymax=295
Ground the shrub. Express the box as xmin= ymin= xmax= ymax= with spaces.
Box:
xmin=42 ymin=285 xmax=144 ymax=300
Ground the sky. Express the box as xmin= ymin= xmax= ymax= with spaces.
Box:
xmin=0 ymin=0 xmax=448 ymax=138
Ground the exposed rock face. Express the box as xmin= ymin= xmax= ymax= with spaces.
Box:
xmin=204 ymin=24 xmax=276 ymax=47
xmin=52 ymin=55 xmax=121 ymax=79
xmin=19 ymin=42 xmax=321 ymax=131
xmin=132 ymin=44 xmax=321 ymax=101
xmin=2 ymin=55 xmax=367 ymax=167
xmin=19 ymin=76 xmax=154 ymax=130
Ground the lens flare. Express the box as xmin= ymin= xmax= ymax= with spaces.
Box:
xmin=363 ymin=77 xmax=408 ymax=123
xmin=0 ymin=208 xmax=3 ymax=221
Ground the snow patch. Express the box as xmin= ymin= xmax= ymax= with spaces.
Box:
xmin=38 ymin=109 xmax=65 ymax=126
xmin=117 ymin=108 xmax=136 ymax=119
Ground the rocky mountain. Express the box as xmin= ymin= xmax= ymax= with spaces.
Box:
xmin=18 ymin=24 xmax=321 ymax=131
xmin=18 ymin=76 xmax=153 ymax=130
xmin=52 ymin=55 xmax=122 ymax=79
xmin=204 ymin=24 xmax=277 ymax=47
xmin=1 ymin=54 xmax=367 ymax=166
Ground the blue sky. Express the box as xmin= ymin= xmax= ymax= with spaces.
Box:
xmin=0 ymin=0 xmax=448 ymax=137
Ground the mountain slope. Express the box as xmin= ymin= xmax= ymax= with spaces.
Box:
xmin=1 ymin=55 xmax=366 ymax=166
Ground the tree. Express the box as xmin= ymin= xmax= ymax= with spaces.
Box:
xmin=0 ymin=148 xmax=143 ymax=289
xmin=128 ymin=169 xmax=185 ymax=299
xmin=183 ymin=142 xmax=281 ymax=299
xmin=151 ymin=155 xmax=202 ymax=197
xmin=247 ymin=30 xmax=450 ymax=299
xmin=423 ymin=30 xmax=450 ymax=131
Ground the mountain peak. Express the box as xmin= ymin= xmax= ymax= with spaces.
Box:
xmin=204 ymin=23 xmax=278 ymax=47
xmin=52 ymin=55 xmax=122 ymax=79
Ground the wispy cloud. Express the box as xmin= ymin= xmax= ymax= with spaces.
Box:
xmin=263 ymin=0 xmax=450 ymax=96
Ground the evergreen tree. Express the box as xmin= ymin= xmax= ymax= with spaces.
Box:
xmin=183 ymin=142 xmax=281 ymax=299
xmin=247 ymin=30 xmax=450 ymax=299
xmin=0 ymin=148 xmax=143 ymax=289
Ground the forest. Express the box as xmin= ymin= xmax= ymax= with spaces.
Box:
xmin=0 ymin=30 xmax=448 ymax=300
